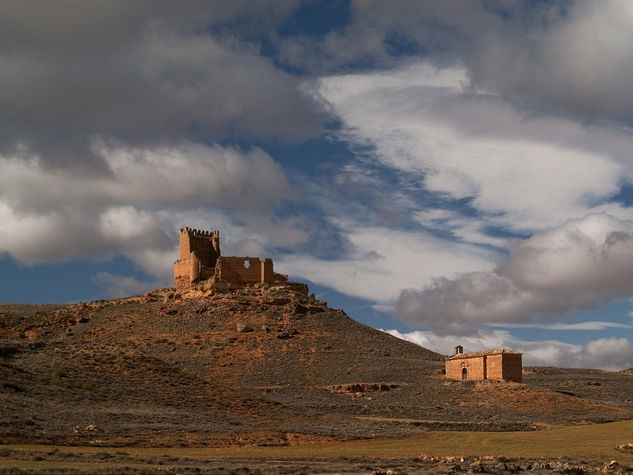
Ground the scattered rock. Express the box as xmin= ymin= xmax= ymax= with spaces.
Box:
xmin=265 ymin=297 xmax=291 ymax=306
xmin=236 ymin=323 xmax=253 ymax=333
xmin=326 ymin=382 xmax=401 ymax=394
xmin=287 ymin=303 xmax=308 ymax=315
xmin=616 ymin=442 xmax=633 ymax=453
xmin=82 ymin=424 xmax=98 ymax=432
xmin=276 ymin=326 xmax=298 ymax=339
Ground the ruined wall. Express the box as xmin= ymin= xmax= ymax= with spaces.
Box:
xmin=446 ymin=356 xmax=486 ymax=381
xmin=215 ymin=257 xmax=274 ymax=284
xmin=174 ymin=228 xmax=278 ymax=288
xmin=174 ymin=256 xmax=200 ymax=288
xmin=261 ymin=258 xmax=273 ymax=283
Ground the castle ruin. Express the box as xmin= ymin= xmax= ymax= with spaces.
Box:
xmin=174 ymin=228 xmax=279 ymax=289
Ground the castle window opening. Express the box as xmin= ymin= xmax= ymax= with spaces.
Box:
xmin=244 ymin=259 xmax=250 ymax=269
xmin=462 ymin=368 xmax=468 ymax=380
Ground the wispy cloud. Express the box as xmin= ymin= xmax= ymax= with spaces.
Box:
xmin=316 ymin=61 xmax=633 ymax=234
xmin=278 ymin=222 xmax=494 ymax=302
xmin=489 ymin=321 xmax=633 ymax=331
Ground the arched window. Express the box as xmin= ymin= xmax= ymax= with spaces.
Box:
xmin=462 ymin=367 xmax=468 ymax=381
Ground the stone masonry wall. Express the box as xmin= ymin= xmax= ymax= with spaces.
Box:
xmin=486 ymin=354 xmax=504 ymax=380
xmin=174 ymin=257 xmax=198 ymax=288
xmin=501 ymin=353 xmax=523 ymax=382
xmin=174 ymin=228 xmax=221 ymax=289
xmin=446 ymin=356 xmax=486 ymax=381
xmin=180 ymin=229 xmax=220 ymax=268
xmin=447 ymin=353 xmax=523 ymax=382
xmin=174 ymin=228 xmax=278 ymax=288
xmin=216 ymin=257 xmax=274 ymax=284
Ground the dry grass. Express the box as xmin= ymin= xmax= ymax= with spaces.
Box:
xmin=3 ymin=419 xmax=633 ymax=466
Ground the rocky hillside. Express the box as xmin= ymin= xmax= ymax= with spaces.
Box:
xmin=1 ymin=280 xmax=632 ymax=447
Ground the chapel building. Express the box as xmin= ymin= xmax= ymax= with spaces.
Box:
xmin=446 ymin=345 xmax=522 ymax=383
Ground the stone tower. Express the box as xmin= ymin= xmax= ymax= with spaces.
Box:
xmin=173 ymin=228 xmax=221 ymax=288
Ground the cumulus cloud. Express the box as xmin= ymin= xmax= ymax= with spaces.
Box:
xmin=285 ymin=0 xmax=633 ymax=125
xmin=385 ymin=329 xmax=633 ymax=371
xmin=0 ymin=142 xmax=304 ymax=273
xmin=0 ymin=1 xmax=322 ymax=170
xmin=92 ymin=272 xmax=166 ymax=299
xmin=395 ymin=213 xmax=633 ymax=335
xmin=0 ymin=1 xmax=326 ymax=283
xmin=467 ymin=0 xmax=633 ymax=124
xmin=580 ymin=338 xmax=633 ymax=371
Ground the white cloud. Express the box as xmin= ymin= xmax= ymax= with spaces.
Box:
xmin=278 ymin=223 xmax=494 ymax=302
xmin=468 ymin=0 xmax=633 ymax=124
xmin=0 ymin=142 xmax=305 ymax=275
xmin=580 ymin=338 xmax=633 ymax=372
xmin=396 ymin=213 xmax=633 ymax=335
xmin=315 ymin=61 xmax=633 ymax=233
xmin=492 ymin=321 xmax=633 ymax=331
xmin=287 ymin=1 xmax=633 ymax=125
xmin=96 ymin=141 xmax=299 ymax=210
xmin=92 ymin=272 xmax=166 ymax=299
xmin=0 ymin=200 xmax=95 ymax=264
xmin=312 ymin=62 xmax=633 ymax=334
xmin=0 ymin=2 xmax=321 ymax=168
xmin=385 ymin=328 xmax=633 ymax=371
xmin=0 ymin=142 xmax=297 ymax=213
xmin=99 ymin=207 xmax=163 ymax=243
xmin=414 ymin=209 xmax=508 ymax=249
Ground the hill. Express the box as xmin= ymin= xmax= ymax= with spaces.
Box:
xmin=1 ymin=280 xmax=633 ymax=447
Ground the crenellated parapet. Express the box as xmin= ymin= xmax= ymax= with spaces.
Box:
xmin=181 ymin=227 xmax=220 ymax=238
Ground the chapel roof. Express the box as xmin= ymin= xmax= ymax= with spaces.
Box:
xmin=447 ymin=348 xmax=522 ymax=360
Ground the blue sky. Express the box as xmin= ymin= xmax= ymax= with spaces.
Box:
xmin=1 ymin=0 xmax=633 ymax=370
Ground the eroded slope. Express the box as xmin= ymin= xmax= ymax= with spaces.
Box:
xmin=1 ymin=282 xmax=632 ymax=447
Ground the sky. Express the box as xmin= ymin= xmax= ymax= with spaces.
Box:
xmin=1 ymin=0 xmax=633 ymax=371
